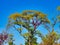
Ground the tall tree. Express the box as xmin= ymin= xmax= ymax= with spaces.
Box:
xmin=7 ymin=10 xmax=50 ymax=45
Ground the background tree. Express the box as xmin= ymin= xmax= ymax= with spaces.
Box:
xmin=39 ymin=6 xmax=60 ymax=45
xmin=0 ymin=31 xmax=8 ymax=45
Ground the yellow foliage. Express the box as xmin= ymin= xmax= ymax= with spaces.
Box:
xmin=22 ymin=10 xmax=47 ymax=19
xmin=22 ymin=15 xmax=33 ymax=20
xmin=22 ymin=33 xmax=31 ymax=37
xmin=57 ymin=6 xmax=60 ymax=10
xmin=45 ymin=19 xmax=50 ymax=23
xmin=39 ymin=14 xmax=46 ymax=19
xmin=57 ymin=15 xmax=60 ymax=21
xmin=43 ymin=18 xmax=50 ymax=23
xmin=9 ymin=13 xmax=22 ymax=20
xmin=9 ymin=10 xmax=47 ymax=21
xmin=18 ymin=22 xmax=24 ymax=25
xmin=8 ymin=34 xmax=13 ymax=37
xmin=17 ymin=28 xmax=23 ymax=31
xmin=51 ymin=31 xmax=57 ymax=36
xmin=23 ymin=10 xmax=38 ymax=14
xmin=34 ymin=12 xmax=47 ymax=19
xmin=42 ymin=31 xmax=58 ymax=45
xmin=9 ymin=41 xmax=13 ymax=45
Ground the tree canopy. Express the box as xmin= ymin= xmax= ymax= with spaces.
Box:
xmin=7 ymin=10 xmax=60 ymax=45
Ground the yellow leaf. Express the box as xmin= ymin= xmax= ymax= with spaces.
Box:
xmin=57 ymin=6 xmax=60 ymax=10
xmin=9 ymin=13 xmax=22 ymax=20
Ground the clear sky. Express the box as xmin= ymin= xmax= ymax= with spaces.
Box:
xmin=0 ymin=0 xmax=60 ymax=45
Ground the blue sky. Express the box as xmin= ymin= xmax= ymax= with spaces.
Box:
xmin=0 ymin=0 xmax=60 ymax=45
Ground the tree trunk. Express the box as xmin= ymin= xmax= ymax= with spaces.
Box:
xmin=28 ymin=37 xmax=32 ymax=45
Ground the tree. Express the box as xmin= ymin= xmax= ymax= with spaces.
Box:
xmin=7 ymin=10 xmax=50 ymax=45
xmin=39 ymin=16 xmax=60 ymax=45
xmin=39 ymin=6 xmax=60 ymax=45
xmin=0 ymin=31 xmax=8 ymax=45
xmin=57 ymin=6 xmax=60 ymax=10
xmin=8 ymin=34 xmax=15 ymax=45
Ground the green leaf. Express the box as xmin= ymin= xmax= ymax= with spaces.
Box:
xmin=22 ymin=33 xmax=31 ymax=37
xmin=17 ymin=28 xmax=23 ymax=31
